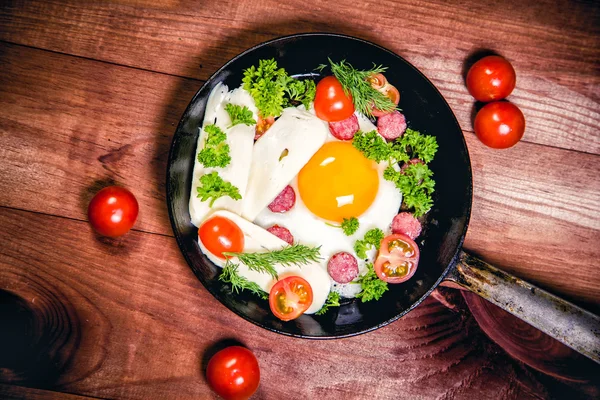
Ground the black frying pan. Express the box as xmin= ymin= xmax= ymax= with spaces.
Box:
xmin=166 ymin=34 xmax=599 ymax=362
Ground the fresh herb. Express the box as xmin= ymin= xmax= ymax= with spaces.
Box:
xmin=384 ymin=163 xmax=435 ymax=217
xmin=356 ymin=263 xmax=389 ymax=302
xmin=223 ymin=244 xmax=322 ymax=280
xmin=340 ymin=217 xmax=359 ymax=236
xmin=225 ymin=103 xmax=256 ymax=127
xmin=354 ymin=228 xmax=385 ymax=259
xmin=315 ymin=291 xmax=341 ymax=315
xmin=327 ymin=59 xmax=396 ymax=117
xmin=196 ymin=172 xmax=241 ymax=207
xmin=197 ymin=124 xmax=231 ymax=168
xmin=352 ymin=130 xmax=396 ymax=163
xmin=391 ymin=128 xmax=439 ymax=163
xmin=219 ymin=263 xmax=269 ymax=300
xmin=242 ymin=59 xmax=316 ymax=118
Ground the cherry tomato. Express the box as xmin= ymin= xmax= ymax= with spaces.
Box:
xmin=269 ymin=276 xmax=313 ymax=321
xmin=371 ymin=83 xmax=400 ymax=117
xmin=198 ymin=216 xmax=244 ymax=259
xmin=314 ymin=76 xmax=355 ymax=122
xmin=474 ymin=101 xmax=525 ymax=149
xmin=206 ymin=346 xmax=260 ymax=400
xmin=367 ymin=73 xmax=388 ymax=90
xmin=88 ymin=186 xmax=139 ymax=238
xmin=374 ymin=233 xmax=420 ymax=284
xmin=466 ymin=55 xmax=516 ymax=102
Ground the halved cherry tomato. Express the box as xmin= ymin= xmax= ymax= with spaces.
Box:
xmin=269 ymin=276 xmax=313 ymax=321
xmin=206 ymin=346 xmax=260 ymax=400
xmin=367 ymin=73 xmax=388 ymax=90
xmin=466 ymin=55 xmax=516 ymax=102
xmin=474 ymin=101 xmax=525 ymax=149
xmin=371 ymin=83 xmax=400 ymax=117
xmin=374 ymin=233 xmax=420 ymax=283
xmin=314 ymin=76 xmax=355 ymax=122
xmin=198 ymin=216 xmax=244 ymax=259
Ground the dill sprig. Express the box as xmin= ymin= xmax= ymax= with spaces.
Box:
xmin=328 ymin=59 xmax=397 ymax=117
xmin=219 ymin=263 xmax=269 ymax=300
xmin=223 ymin=244 xmax=322 ymax=280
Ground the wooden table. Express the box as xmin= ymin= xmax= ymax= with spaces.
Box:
xmin=1 ymin=0 xmax=599 ymax=399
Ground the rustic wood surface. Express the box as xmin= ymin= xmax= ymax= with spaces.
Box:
xmin=0 ymin=0 xmax=599 ymax=399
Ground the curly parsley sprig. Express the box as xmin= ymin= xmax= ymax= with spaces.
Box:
xmin=225 ymin=103 xmax=256 ymax=128
xmin=315 ymin=291 xmax=341 ymax=315
xmin=197 ymin=124 xmax=231 ymax=168
xmin=354 ymin=228 xmax=385 ymax=259
xmin=327 ymin=217 xmax=360 ymax=236
xmin=356 ymin=263 xmax=389 ymax=302
xmin=196 ymin=172 xmax=241 ymax=207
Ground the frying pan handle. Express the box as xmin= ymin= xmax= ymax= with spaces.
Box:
xmin=445 ymin=250 xmax=600 ymax=363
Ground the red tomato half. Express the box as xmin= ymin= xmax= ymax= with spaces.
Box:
xmin=269 ymin=276 xmax=313 ymax=321
xmin=371 ymin=83 xmax=400 ymax=117
xmin=314 ymin=76 xmax=355 ymax=122
xmin=466 ymin=55 xmax=516 ymax=102
xmin=198 ymin=216 xmax=244 ymax=259
xmin=374 ymin=233 xmax=420 ymax=284
xmin=88 ymin=186 xmax=139 ymax=238
xmin=474 ymin=101 xmax=525 ymax=149
xmin=206 ymin=346 xmax=260 ymax=400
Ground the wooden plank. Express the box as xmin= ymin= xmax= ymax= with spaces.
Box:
xmin=2 ymin=207 xmax=596 ymax=399
xmin=0 ymin=42 xmax=598 ymax=307
xmin=0 ymin=0 xmax=599 ymax=154
xmin=0 ymin=385 xmax=98 ymax=400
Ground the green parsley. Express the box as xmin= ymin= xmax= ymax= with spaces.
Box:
xmin=354 ymin=228 xmax=384 ymax=259
xmin=356 ymin=263 xmax=389 ymax=302
xmin=327 ymin=59 xmax=396 ymax=117
xmin=385 ymin=163 xmax=435 ymax=217
xmin=315 ymin=291 xmax=341 ymax=315
xmin=197 ymin=124 xmax=231 ymax=168
xmin=391 ymin=128 xmax=439 ymax=163
xmin=223 ymin=244 xmax=322 ymax=280
xmin=242 ymin=59 xmax=316 ymax=118
xmin=219 ymin=263 xmax=269 ymax=300
xmin=352 ymin=130 xmax=396 ymax=163
xmin=196 ymin=172 xmax=241 ymax=207
xmin=340 ymin=217 xmax=359 ymax=236
xmin=225 ymin=103 xmax=256 ymax=128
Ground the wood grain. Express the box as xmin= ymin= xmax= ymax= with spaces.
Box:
xmin=2 ymin=206 xmax=595 ymax=400
xmin=0 ymin=41 xmax=598 ymax=308
xmin=0 ymin=0 xmax=599 ymax=154
xmin=0 ymin=384 xmax=98 ymax=400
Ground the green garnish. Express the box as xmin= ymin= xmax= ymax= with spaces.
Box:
xmin=327 ymin=59 xmax=396 ymax=117
xmin=391 ymin=128 xmax=439 ymax=163
xmin=356 ymin=263 xmax=389 ymax=302
xmin=340 ymin=217 xmax=359 ymax=236
xmin=219 ymin=263 xmax=269 ymax=300
xmin=352 ymin=130 xmax=395 ymax=163
xmin=197 ymin=124 xmax=231 ymax=168
xmin=315 ymin=291 xmax=341 ymax=315
xmin=225 ymin=103 xmax=256 ymax=128
xmin=196 ymin=172 xmax=241 ymax=207
xmin=384 ymin=163 xmax=435 ymax=217
xmin=223 ymin=244 xmax=322 ymax=280
xmin=354 ymin=228 xmax=384 ymax=259
xmin=242 ymin=59 xmax=316 ymax=118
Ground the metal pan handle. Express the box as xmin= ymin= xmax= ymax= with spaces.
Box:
xmin=445 ymin=250 xmax=600 ymax=363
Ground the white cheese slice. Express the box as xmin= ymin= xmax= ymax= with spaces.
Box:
xmin=242 ymin=107 xmax=329 ymax=221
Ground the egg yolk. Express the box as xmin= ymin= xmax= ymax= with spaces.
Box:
xmin=298 ymin=141 xmax=379 ymax=222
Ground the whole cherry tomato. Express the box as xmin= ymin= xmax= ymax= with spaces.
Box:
xmin=269 ymin=276 xmax=313 ymax=321
xmin=198 ymin=216 xmax=244 ymax=259
xmin=374 ymin=233 xmax=420 ymax=284
xmin=88 ymin=186 xmax=139 ymax=237
xmin=466 ymin=55 xmax=516 ymax=102
xmin=474 ymin=101 xmax=525 ymax=149
xmin=206 ymin=346 xmax=260 ymax=400
xmin=314 ymin=76 xmax=355 ymax=122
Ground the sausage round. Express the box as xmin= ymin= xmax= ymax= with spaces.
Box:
xmin=266 ymin=225 xmax=294 ymax=245
xmin=268 ymin=185 xmax=296 ymax=213
xmin=328 ymin=114 xmax=359 ymax=140
xmin=391 ymin=212 xmax=422 ymax=240
xmin=377 ymin=111 xmax=407 ymax=140
xmin=327 ymin=252 xmax=359 ymax=284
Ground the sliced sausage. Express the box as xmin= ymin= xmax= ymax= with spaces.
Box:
xmin=267 ymin=225 xmax=294 ymax=245
xmin=400 ymin=158 xmax=424 ymax=173
xmin=377 ymin=111 xmax=407 ymax=140
xmin=391 ymin=212 xmax=422 ymax=240
xmin=268 ymin=185 xmax=296 ymax=213
xmin=328 ymin=114 xmax=359 ymax=140
xmin=327 ymin=252 xmax=359 ymax=284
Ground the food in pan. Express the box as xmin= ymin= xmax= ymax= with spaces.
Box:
xmin=189 ymin=59 xmax=438 ymax=320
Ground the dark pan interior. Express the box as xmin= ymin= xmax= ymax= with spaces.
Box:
xmin=166 ymin=33 xmax=472 ymax=338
